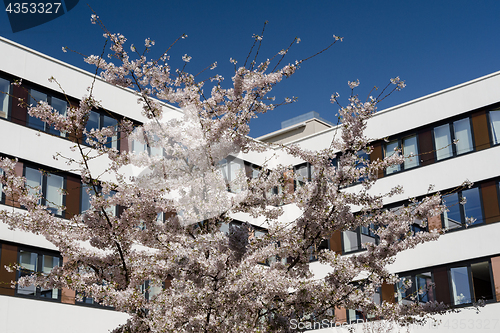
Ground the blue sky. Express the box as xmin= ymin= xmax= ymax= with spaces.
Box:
xmin=1 ymin=1 xmax=500 ymax=138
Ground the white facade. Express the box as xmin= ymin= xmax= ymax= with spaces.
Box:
xmin=1 ymin=36 xmax=500 ymax=332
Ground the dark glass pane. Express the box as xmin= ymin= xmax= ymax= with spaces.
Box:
xmin=18 ymin=251 xmax=37 ymax=296
xmin=434 ymin=124 xmax=453 ymax=160
xmin=102 ymin=115 xmax=118 ymax=149
xmin=27 ymin=90 xmax=47 ymax=131
xmin=471 ymin=262 xmax=494 ymax=302
xmin=415 ymin=272 xmax=434 ymax=303
xmin=0 ymin=77 xmax=10 ymax=118
xmin=396 ymin=275 xmax=412 ymax=303
xmin=342 ymin=230 xmax=359 ymax=252
xmin=294 ymin=163 xmax=308 ymax=188
xmin=80 ymin=184 xmax=98 ymax=213
xmin=25 ymin=167 xmax=42 ymax=204
xmin=450 ymin=266 xmax=472 ymax=305
xmin=403 ymin=135 xmax=419 ymax=169
xmin=443 ymin=193 xmax=461 ymax=230
xmin=385 ymin=141 xmax=400 ymax=174
xmin=40 ymin=255 xmax=59 ymax=299
xmin=47 ymin=97 xmax=67 ymax=136
xmin=489 ymin=110 xmax=500 ymax=145
xmin=462 ymin=187 xmax=483 ymax=226
xmin=46 ymin=173 xmax=64 ymax=216
xmin=0 ymin=168 xmax=4 ymax=202
xmin=453 ymin=118 xmax=473 ymax=155
xmin=84 ymin=110 xmax=100 ymax=145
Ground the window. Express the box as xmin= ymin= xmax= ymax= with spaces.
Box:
xmin=131 ymin=128 xmax=163 ymax=157
xmin=396 ymin=271 xmax=435 ymax=304
xmin=402 ymin=136 xmax=419 ymax=169
xmin=25 ymin=166 xmax=65 ymax=216
xmin=434 ymin=118 xmax=473 ymax=161
xmin=450 ymin=261 xmax=494 ymax=305
xmin=245 ymin=161 xmax=260 ymax=179
xmin=27 ymin=89 xmax=67 ymax=137
xmin=346 ymin=286 xmax=381 ymax=322
xmin=442 ymin=187 xmax=483 ymax=230
xmin=342 ymin=229 xmax=359 ymax=253
xmin=385 ymin=135 xmax=419 ymax=175
xmin=80 ymin=184 xmax=117 ymax=216
xmin=342 ymin=223 xmax=378 ymax=254
xmin=307 ymin=239 xmax=329 ymax=262
xmin=355 ymin=150 xmax=369 ymax=182
xmin=139 ymin=280 xmax=163 ymax=301
xmin=434 ymin=124 xmax=453 ymax=160
xmin=17 ymin=249 xmax=60 ymax=300
xmin=489 ymin=109 xmax=500 ymax=145
xmin=453 ymin=118 xmax=474 ymax=155
xmin=219 ymin=156 xmax=245 ymax=193
xmin=0 ymin=77 xmax=10 ymax=119
xmin=294 ymin=163 xmax=311 ymax=188
xmin=84 ymin=110 xmax=119 ymax=149
xmin=385 ymin=140 xmax=400 ymax=174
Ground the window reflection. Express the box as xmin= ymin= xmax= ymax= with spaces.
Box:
xmin=489 ymin=109 xmax=500 ymax=145
xmin=442 ymin=187 xmax=483 ymax=230
xmin=453 ymin=118 xmax=473 ymax=155
xmin=0 ymin=77 xmax=10 ymax=119
xmin=434 ymin=124 xmax=453 ymax=160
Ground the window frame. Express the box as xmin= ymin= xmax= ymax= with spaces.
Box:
xmin=448 ymin=259 xmax=496 ymax=306
xmin=84 ymin=109 xmax=120 ymax=150
xmin=395 ymin=270 xmax=436 ymax=305
xmin=27 ymin=87 xmax=67 ymax=137
xmin=384 ymin=134 xmax=420 ymax=175
xmin=219 ymin=156 xmax=246 ymax=193
xmin=23 ymin=165 xmax=66 ymax=218
xmin=16 ymin=246 xmax=62 ymax=302
xmin=131 ymin=127 xmax=164 ymax=157
xmin=432 ymin=117 xmax=475 ymax=162
xmin=0 ymin=76 xmax=11 ymax=120
xmin=80 ymin=183 xmax=117 ymax=217
xmin=487 ymin=108 xmax=500 ymax=146
xmin=441 ymin=186 xmax=485 ymax=231
xmin=341 ymin=223 xmax=379 ymax=255
xmin=293 ymin=162 xmax=312 ymax=190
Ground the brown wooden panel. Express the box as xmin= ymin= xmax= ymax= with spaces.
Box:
xmin=66 ymin=175 xmax=81 ymax=219
xmin=433 ymin=267 xmax=451 ymax=305
xmin=61 ymin=257 xmax=76 ymax=304
xmin=370 ymin=142 xmax=384 ymax=179
xmin=119 ymin=128 xmax=129 ymax=153
xmin=471 ymin=111 xmax=490 ymax=151
xmin=165 ymin=274 xmax=172 ymax=289
xmin=381 ymin=283 xmax=395 ymax=303
xmin=10 ymin=85 xmax=27 ymax=126
xmin=334 ymin=307 xmax=347 ymax=323
xmin=427 ymin=215 xmax=442 ymax=233
xmin=490 ymin=256 xmax=500 ymax=302
xmin=0 ymin=244 xmax=17 ymax=296
xmin=329 ymin=230 xmax=342 ymax=254
xmin=418 ymin=129 xmax=435 ymax=166
xmin=481 ymin=181 xmax=500 ymax=224
xmin=5 ymin=161 xmax=23 ymax=208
